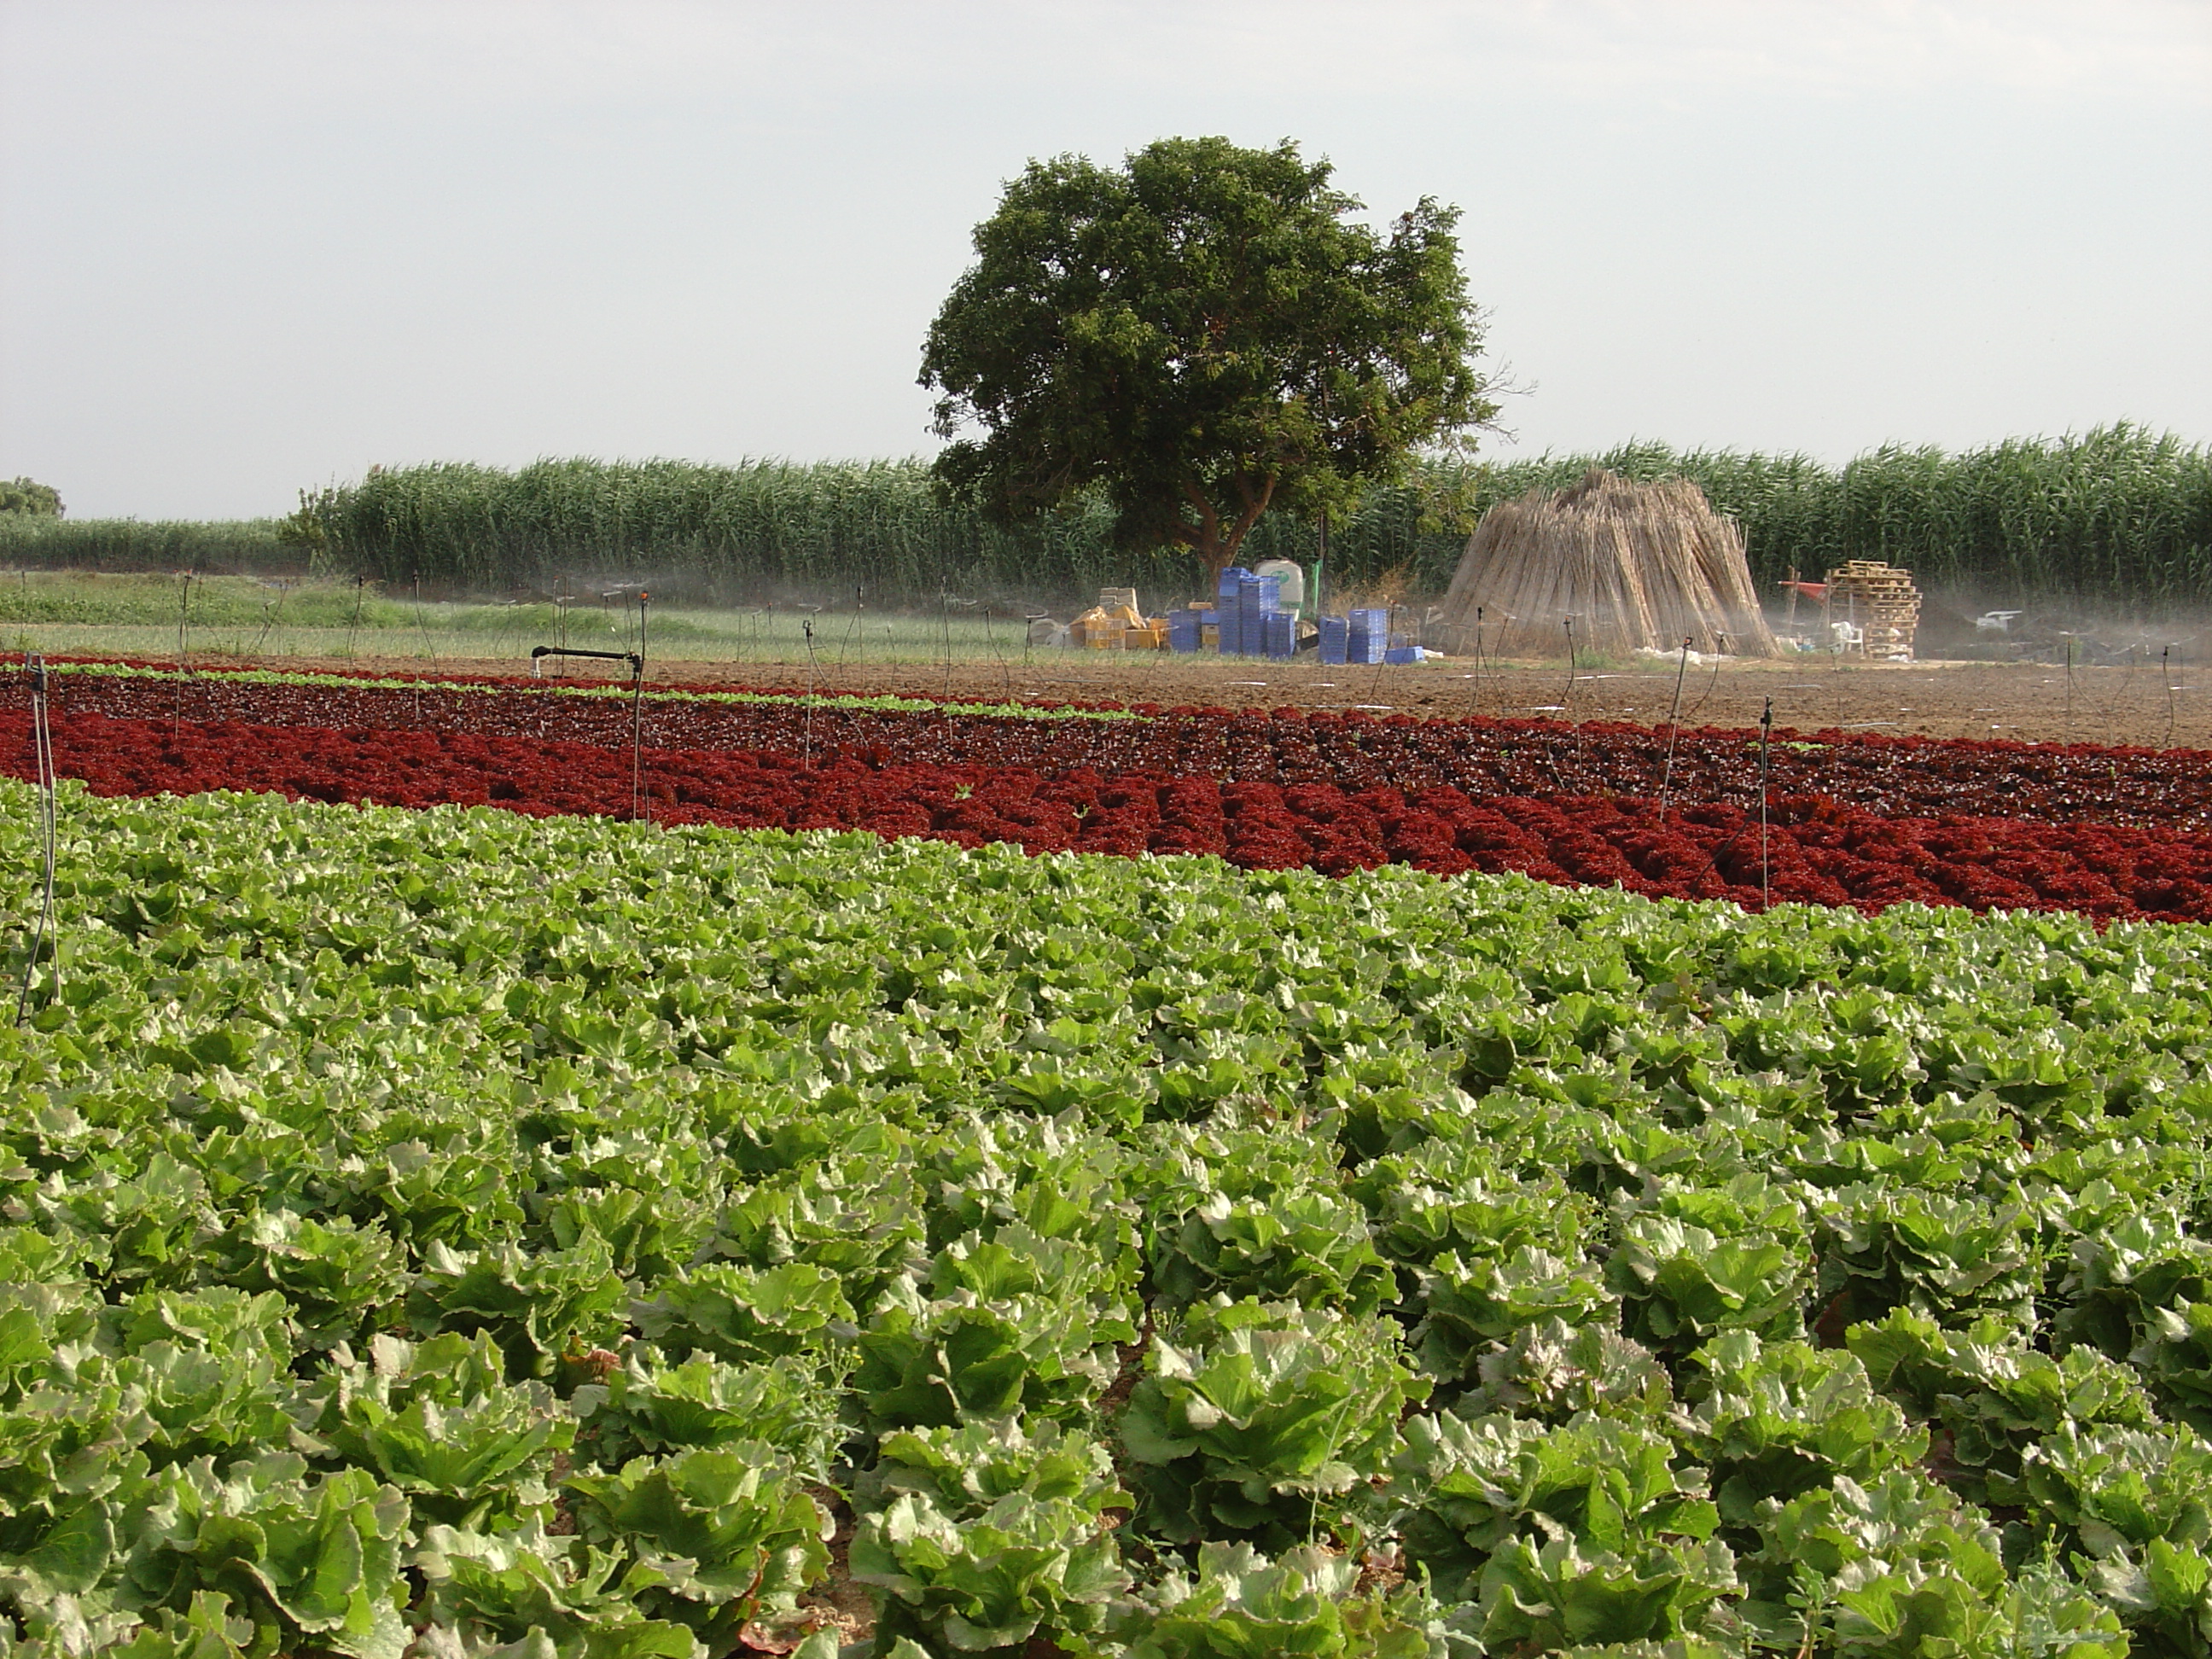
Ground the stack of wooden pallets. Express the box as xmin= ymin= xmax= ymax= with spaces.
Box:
xmin=1823 ymin=561 xmax=1921 ymax=659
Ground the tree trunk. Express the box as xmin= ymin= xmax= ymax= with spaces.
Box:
xmin=1181 ymin=474 xmax=1274 ymax=584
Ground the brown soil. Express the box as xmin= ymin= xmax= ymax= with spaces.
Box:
xmin=226 ymin=648 xmax=2212 ymax=750
xmin=791 ymin=1487 xmax=875 ymax=1652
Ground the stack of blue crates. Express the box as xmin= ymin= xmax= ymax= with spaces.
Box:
xmin=1347 ymin=608 xmax=1391 ymax=665
xmin=1167 ymin=609 xmax=1202 ymax=654
xmin=1260 ymin=612 xmax=1297 ymax=660
xmin=1214 ymin=568 xmax=1249 ymax=655
xmin=1317 ymin=616 xmax=1349 ymax=666
xmin=1236 ymin=574 xmax=1278 ymax=658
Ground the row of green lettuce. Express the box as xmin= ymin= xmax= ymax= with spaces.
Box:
xmin=5 ymin=785 xmax=2212 ymax=1657
xmin=6 ymin=659 xmax=1141 ymax=721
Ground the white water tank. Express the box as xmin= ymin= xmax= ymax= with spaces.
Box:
xmin=1254 ymin=559 xmax=1304 ymax=608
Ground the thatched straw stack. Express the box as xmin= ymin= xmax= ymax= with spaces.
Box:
xmin=1435 ymin=468 xmax=1778 ymax=659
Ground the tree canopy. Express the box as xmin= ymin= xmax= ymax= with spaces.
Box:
xmin=919 ymin=136 xmax=1496 ymax=581
xmin=1 ymin=477 xmax=62 ymax=516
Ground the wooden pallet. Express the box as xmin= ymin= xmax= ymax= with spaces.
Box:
xmin=1824 ymin=562 xmax=1921 ymax=659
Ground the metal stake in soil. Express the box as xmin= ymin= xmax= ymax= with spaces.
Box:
xmin=1758 ymin=696 xmax=1774 ymax=912
xmin=172 ymin=571 xmax=193 ymax=745
xmin=16 ymin=653 xmax=59 ymax=1026
xmin=1658 ymin=637 xmax=1691 ymax=823
xmin=2166 ymin=645 xmax=2177 ymax=747
xmin=1471 ymin=605 xmax=1485 ymax=714
xmin=2064 ymin=637 xmax=2075 ymax=744
xmin=632 ymin=592 xmax=649 ymax=823
xmin=802 ymin=617 xmax=818 ymax=770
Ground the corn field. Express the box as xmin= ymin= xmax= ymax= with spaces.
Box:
xmin=8 ymin=424 xmax=2206 ymax=609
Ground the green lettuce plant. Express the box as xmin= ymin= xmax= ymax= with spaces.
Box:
xmin=562 ymin=1445 xmax=830 ymax=1653
xmin=1068 ymin=1541 xmax=1458 ymax=1659
xmin=1679 ymin=1333 xmax=1925 ymax=1528
xmin=1119 ymin=1298 xmax=1423 ymax=1549
xmin=311 ymin=1331 xmax=573 ymax=1528
xmin=1606 ymin=1177 xmax=1812 ymax=1357
xmin=853 ymin=1418 xmax=1131 ymax=1655
xmin=1388 ymin=1412 xmax=1722 ymax=1604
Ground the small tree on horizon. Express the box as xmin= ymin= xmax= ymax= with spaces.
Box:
xmin=919 ymin=136 xmax=1498 ymax=587
xmin=1 ymin=478 xmax=64 ymax=517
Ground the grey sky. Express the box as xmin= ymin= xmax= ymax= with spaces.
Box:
xmin=3 ymin=0 xmax=2208 ymax=520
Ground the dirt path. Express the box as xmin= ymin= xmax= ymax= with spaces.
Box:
xmin=218 ymin=648 xmax=2212 ymax=749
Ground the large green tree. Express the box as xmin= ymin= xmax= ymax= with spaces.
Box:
xmin=920 ymin=136 xmax=1496 ymax=582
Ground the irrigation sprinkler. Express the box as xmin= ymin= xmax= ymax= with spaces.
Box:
xmin=632 ymin=592 xmax=650 ymax=821
xmin=528 ymin=643 xmax=649 ymax=821
xmin=981 ymin=602 xmax=1014 ymax=700
xmin=2166 ymin=645 xmax=2177 ymax=746
xmin=1471 ymin=605 xmax=1484 ymax=713
xmin=801 ymin=617 xmax=818 ymax=769
xmin=173 ymin=570 xmax=195 ymax=745
xmin=940 ymin=590 xmax=957 ymax=698
xmin=252 ymin=578 xmax=291 ymax=656
xmin=837 ymin=585 xmax=864 ymax=667
xmin=1758 ymin=696 xmax=1774 ymax=912
xmin=2064 ymin=636 xmax=2075 ymax=744
xmin=1657 ymin=637 xmax=1691 ymax=823
xmin=16 ymin=653 xmax=58 ymax=1026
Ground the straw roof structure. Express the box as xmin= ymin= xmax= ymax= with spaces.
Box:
xmin=1435 ymin=468 xmax=1778 ymax=659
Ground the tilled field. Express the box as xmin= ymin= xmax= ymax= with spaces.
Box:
xmin=231 ymin=648 xmax=2212 ymax=748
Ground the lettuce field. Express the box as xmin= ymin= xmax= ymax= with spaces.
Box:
xmin=6 ymin=660 xmax=2212 ymax=1657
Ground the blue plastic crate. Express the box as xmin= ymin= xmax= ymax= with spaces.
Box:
xmin=1167 ymin=610 xmax=1202 ymax=654
xmin=1237 ymin=574 xmax=1281 ymax=614
xmin=1317 ymin=616 xmax=1348 ymax=666
xmin=1384 ymin=645 xmax=1425 ymax=665
xmin=1260 ymin=612 xmax=1298 ymax=660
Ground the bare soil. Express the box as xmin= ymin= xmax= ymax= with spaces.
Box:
xmin=231 ymin=648 xmax=2212 ymax=750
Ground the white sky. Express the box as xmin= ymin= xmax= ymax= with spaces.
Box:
xmin=3 ymin=0 xmax=2208 ymax=520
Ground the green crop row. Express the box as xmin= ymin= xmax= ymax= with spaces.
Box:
xmin=4 ymin=785 xmax=2212 ymax=1656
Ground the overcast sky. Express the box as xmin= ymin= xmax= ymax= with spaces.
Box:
xmin=3 ymin=0 xmax=2208 ymax=520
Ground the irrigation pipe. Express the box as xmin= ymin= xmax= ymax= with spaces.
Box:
xmin=1685 ymin=652 xmax=1724 ymax=722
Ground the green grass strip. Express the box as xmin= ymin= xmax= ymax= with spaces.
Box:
xmin=8 ymin=657 xmax=1146 ymax=722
